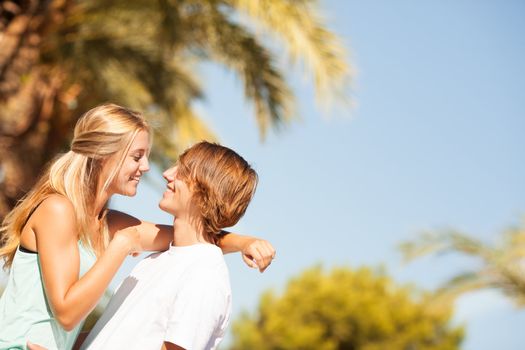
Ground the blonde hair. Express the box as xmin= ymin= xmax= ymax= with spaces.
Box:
xmin=0 ymin=104 xmax=150 ymax=269
xmin=177 ymin=141 xmax=258 ymax=244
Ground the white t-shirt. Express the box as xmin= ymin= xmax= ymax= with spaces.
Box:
xmin=82 ymin=243 xmax=231 ymax=350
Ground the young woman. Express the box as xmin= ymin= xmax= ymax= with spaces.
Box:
xmin=0 ymin=104 xmax=275 ymax=349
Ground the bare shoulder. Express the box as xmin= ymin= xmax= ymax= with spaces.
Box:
xmin=31 ymin=194 xmax=77 ymax=237
xmin=38 ymin=194 xmax=75 ymax=215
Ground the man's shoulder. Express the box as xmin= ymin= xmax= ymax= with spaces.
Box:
xmin=180 ymin=252 xmax=230 ymax=294
xmin=186 ymin=244 xmax=228 ymax=270
xmin=186 ymin=259 xmax=229 ymax=284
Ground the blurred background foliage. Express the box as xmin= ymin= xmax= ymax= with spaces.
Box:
xmin=229 ymin=266 xmax=464 ymax=350
xmin=401 ymin=219 xmax=525 ymax=308
xmin=0 ymin=0 xmax=350 ymax=218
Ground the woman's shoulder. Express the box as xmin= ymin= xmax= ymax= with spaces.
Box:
xmin=29 ymin=194 xmax=76 ymax=229
xmin=25 ymin=194 xmax=78 ymax=241
xmin=37 ymin=194 xmax=75 ymax=216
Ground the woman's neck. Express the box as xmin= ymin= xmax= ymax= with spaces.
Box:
xmin=89 ymin=190 xmax=110 ymax=252
xmin=93 ymin=189 xmax=110 ymax=220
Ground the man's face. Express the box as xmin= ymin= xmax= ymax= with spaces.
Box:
xmin=158 ymin=165 xmax=192 ymax=216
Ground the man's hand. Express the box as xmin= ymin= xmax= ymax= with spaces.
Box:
xmin=241 ymin=238 xmax=276 ymax=272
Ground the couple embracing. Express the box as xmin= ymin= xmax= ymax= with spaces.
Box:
xmin=0 ymin=104 xmax=275 ymax=349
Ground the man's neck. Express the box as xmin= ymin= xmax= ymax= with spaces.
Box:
xmin=171 ymin=217 xmax=208 ymax=247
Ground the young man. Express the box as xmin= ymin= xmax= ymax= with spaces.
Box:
xmin=80 ymin=141 xmax=265 ymax=350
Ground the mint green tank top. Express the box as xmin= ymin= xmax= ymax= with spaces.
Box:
xmin=0 ymin=242 xmax=96 ymax=350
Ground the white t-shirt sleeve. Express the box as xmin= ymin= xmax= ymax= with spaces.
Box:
xmin=164 ymin=273 xmax=231 ymax=350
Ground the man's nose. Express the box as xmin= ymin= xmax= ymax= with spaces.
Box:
xmin=163 ymin=166 xmax=176 ymax=180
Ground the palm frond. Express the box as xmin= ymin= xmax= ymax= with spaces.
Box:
xmin=400 ymin=230 xmax=491 ymax=262
xmin=227 ymin=0 xmax=352 ymax=106
xmin=401 ymin=221 xmax=525 ymax=308
xmin=185 ymin=5 xmax=294 ymax=137
xmin=148 ymin=105 xmax=217 ymax=168
xmin=0 ymin=0 xmax=354 ymax=218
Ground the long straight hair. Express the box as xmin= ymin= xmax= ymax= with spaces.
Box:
xmin=0 ymin=104 xmax=150 ymax=269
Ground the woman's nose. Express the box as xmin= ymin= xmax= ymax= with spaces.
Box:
xmin=140 ymin=157 xmax=150 ymax=172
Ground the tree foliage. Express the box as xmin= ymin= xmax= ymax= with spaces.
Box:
xmin=229 ymin=266 xmax=463 ymax=350
xmin=401 ymin=219 xmax=525 ymax=307
xmin=0 ymin=0 xmax=351 ymax=218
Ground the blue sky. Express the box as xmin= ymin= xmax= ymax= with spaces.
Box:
xmin=0 ymin=1 xmax=522 ymax=349
xmin=104 ymin=1 xmax=525 ymax=349
xmin=80 ymin=1 xmax=525 ymax=349
xmin=107 ymin=0 xmax=525 ymax=349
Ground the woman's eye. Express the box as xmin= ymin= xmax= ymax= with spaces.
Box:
xmin=133 ymin=155 xmax=141 ymax=162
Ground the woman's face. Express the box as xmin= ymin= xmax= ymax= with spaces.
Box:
xmin=159 ymin=165 xmax=192 ymax=216
xmin=106 ymin=130 xmax=150 ymax=197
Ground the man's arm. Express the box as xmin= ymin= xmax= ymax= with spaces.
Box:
xmin=218 ymin=231 xmax=276 ymax=272
xmin=107 ymin=210 xmax=172 ymax=251
xmin=108 ymin=210 xmax=276 ymax=271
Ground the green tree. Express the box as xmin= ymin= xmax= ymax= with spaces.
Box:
xmin=229 ymin=266 xmax=463 ymax=350
xmin=401 ymin=220 xmax=525 ymax=307
xmin=0 ymin=0 xmax=351 ymax=217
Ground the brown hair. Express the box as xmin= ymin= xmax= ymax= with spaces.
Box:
xmin=177 ymin=141 xmax=258 ymax=244
xmin=0 ymin=104 xmax=150 ymax=268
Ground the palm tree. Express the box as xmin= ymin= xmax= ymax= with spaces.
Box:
xmin=0 ymin=0 xmax=351 ymax=218
xmin=400 ymin=220 xmax=525 ymax=307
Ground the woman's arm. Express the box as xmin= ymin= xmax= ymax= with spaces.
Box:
xmin=107 ymin=210 xmax=276 ymax=271
xmin=35 ymin=196 xmax=141 ymax=330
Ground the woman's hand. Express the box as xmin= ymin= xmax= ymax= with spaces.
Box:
xmin=240 ymin=238 xmax=276 ymax=273
xmin=113 ymin=226 xmax=142 ymax=256
xmin=27 ymin=341 xmax=47 ymax=350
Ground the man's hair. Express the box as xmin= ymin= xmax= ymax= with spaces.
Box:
xmin=177 ymin=141 xmax=258 ymax=243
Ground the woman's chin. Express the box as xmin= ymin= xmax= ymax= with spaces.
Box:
xmin=121 ymin=187 xmax=138 ymax=197
xmin=127 ymin=182 xmax=140 ymax=196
